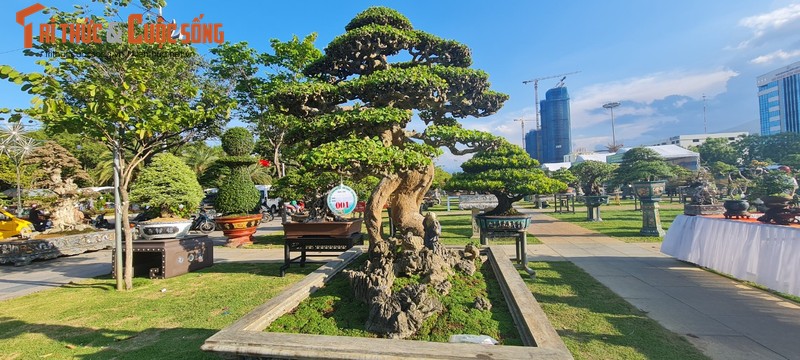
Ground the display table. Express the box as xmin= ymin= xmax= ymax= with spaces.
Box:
xmin=662 ymin=215 xmax=800 ymax=297
xmin=113 ymin=235 xmax=213 ymax=279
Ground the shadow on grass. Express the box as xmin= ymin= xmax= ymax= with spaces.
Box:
xmin=524 ymin=262 xmax=708 ymax=360
xmin=0 ymin=317 xmax=218 ymax=359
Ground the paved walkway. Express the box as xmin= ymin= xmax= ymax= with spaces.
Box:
xmin=521 ymin=208 xmax=800 ymax=360
xmin=2 ymin=211 xmax=799 ymax=359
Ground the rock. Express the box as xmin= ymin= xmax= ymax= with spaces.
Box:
xmin=462 ymin=243 xmax=479 ymax=260
xmin=455 ymin=259 xmax=476 ymax=276
xmin=473 ymin=296 xmax=492 ymax=311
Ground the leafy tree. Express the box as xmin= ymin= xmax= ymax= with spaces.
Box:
xmin=612 ymin=147 xmax=677 ymax=185
xmin=269 ymin=7 xmax=507 ymax=248
xmin=431 ymin=166 xmax=451 ymax=190
xmin=0 ymin=156 xmax=36 ymax=191
xmin=446 ymin=142 xmax=566 ymax=215
xmin=570 ymin=161 xmax=615 ymax=195
xmin=734 ymin=133 xmax=800 ymax=165
xmin=550 ymin=168 xmax=578 ymax=189
xmin=0 ymin=2 xmax=235 ymax=290
xmin=210 ymin=35 xmax=322 ymax=178
xmin=130 ymin=153 xmax=203 ymax=219
xmin=695 ymin=137 xmax=738 ymax=166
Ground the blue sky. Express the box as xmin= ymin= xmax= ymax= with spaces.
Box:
xmin=1 ymin=1 xmax=799 ymax=172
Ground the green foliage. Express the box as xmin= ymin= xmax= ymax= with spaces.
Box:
xmin=129 ymin=153 xmax=204 ymax=218
xmin=268 ymin=7 xmax=507 ymax=228
xmin=214 ymin=128 xmax=260 ymax=215
xmin=733 ymin=132 xmax=800 ymax=166
xmin=570 ymin=161 xmax=616 ymax=195
xmin=220 ymin=127 xmax=255 ymax=157
xmin=431 ymin=166 xmax=451 ymax=190
xmin=749 ymin=171 xmax=797 ymax=199
xmin=445 ymin=141 xmax=566 ymax=215
xmin=550 ymin=168 xmax=577 ymax=188
xmin=612 ymin=147 xmax=676 ymax=185
xmin=25 ymin=141 xmax=91 ymax=189
xmin=215 ymin=168 xmax=261 ymax=215
xmin=345 ymin=6 xmax=413 ymax=31
xmin=695 ymin=137 xmax=738 ymax=166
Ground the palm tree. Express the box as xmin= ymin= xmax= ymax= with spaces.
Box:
xmin=181 ymin=143 xmax=223 ymax=177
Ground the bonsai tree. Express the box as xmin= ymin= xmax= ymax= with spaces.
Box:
xmin=550 ymin=168 xmax=577 ymax=191
xmin=24 ymin=141 xmax=92 ymax=231
xmin=570 ymin=161 xmax=615 ymax=196
xmin=268 ymin=6 xmax=507 ymax=248
xmin=273 ymin=167 xmax=379 ymax=221
xmin=612 ymin=147 xmax=677 ymax=185
xmin=129 ymin=153 xmax=204 ymax=219
xmin=445 ymin=141 xmax=566 ymax=215
xmin=214 ymin=127 xmax=261 ymax=216
xmin=749 ymin=169 xmax=797 ymax=201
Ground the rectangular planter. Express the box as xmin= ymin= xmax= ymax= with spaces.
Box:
xmin=0 ymin=230 xmax=114 ymax=266
xmin=283 ymin=219 xmax=363 ymax=239
xmin=112 ymin=235 xmax=213 ymax=279
xmin=201 ymin=246 xmax=572 ymax=359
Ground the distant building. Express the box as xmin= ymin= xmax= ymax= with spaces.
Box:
xmin=650 ymin=132 xmax=748 ymax=148
xmin=524 ymin=129 xmax=541 ymax=162
xmin=539 ymin=86 xmax=572 ymax=163
xmin=606 ymin=145 xmax=700 ymax=171
xmin=757 ymin=61 xmax=800 ymax=135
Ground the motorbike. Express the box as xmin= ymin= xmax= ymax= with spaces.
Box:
xmin=190 ymin=209 xmax=216 ymax=233
xmin=91 ymin=213 xmax=115 ymax=229
xmin=261 ymin=205 xmax=275 ymax=222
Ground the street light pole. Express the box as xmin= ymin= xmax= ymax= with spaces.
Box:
xmin=602 ymin=102 xmax=621 ymax=148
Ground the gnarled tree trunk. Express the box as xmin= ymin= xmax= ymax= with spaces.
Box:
xmin=390 ymin=164 xmax=435 ymax=236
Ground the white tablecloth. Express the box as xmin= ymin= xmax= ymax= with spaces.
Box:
xmin=661 ymin=215 xmax=800 ymax=297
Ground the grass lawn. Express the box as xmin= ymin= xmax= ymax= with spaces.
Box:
xmin=547 ymin=201 xmax=685 ymax=243
xmin=526 ymin=262 xmax=709 ymax=360
xmin=0 ymin=259 xmax=708 ymax=359
xmin=0 ymin=263 xmax=316 ymax=359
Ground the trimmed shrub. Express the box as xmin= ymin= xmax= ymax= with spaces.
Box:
xmin=215 ymin=127 xmax=260 ymax=215
xmin=130 ymin=153 xmax=204 ymax=218
xmin=220 ymin=127 xmax=255 ymax=157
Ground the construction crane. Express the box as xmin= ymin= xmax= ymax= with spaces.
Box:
xmin=522 ymin=71 xmax=581 ymax=160
xmin=513 ymin=118 xmax=533 ymax=152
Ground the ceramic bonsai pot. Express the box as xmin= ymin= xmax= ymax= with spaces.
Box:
xmin=632 ymin=181 xmax=666 ymax=202
xmin=474 ymin=215 xmax=531 ymax=232
xmin=215 ymin=214 xmax=263 ymax=247
xmin=722 ymin=199 xmax=750 ymax=219
xmin=136 ymin=219 xmax=193 ymax=240
xmin=583 ymin=195 xmax=609 ymax=221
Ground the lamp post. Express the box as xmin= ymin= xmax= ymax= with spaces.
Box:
xmin=602 ymin=102 xmax=621 ymax=148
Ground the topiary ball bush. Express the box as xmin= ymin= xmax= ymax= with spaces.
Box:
xmin=221 ymin=127 xmax=255 ymax=157
xmin=215 ymin=168 xmax=261 ymax=215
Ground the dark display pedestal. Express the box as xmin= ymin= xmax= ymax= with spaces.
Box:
xmin=113 ymin=235 xmax=213 ymax=279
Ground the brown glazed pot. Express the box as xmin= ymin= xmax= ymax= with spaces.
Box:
xmin=283 ymin=219 xmax=363 ymax=239
xmin=214 ymin=214 xmax=262 ymax=247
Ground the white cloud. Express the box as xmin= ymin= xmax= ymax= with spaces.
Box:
xmin=750 ymin=48 xmax=800 ymax=64
xmin=570 ymin=69 xmax=738 ymax=129
xmin=736 ymin=3 xmax=800 ymax=49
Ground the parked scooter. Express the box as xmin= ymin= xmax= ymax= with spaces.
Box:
xmin=261 ymin=205 xmax=275 ymax=222
xmin=91 ymin=213 xmax=115 ymax=229
xmin=190 ymin=209 xmax=216 ymax=233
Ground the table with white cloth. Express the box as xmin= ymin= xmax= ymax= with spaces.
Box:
xmin=661 ymin=215 xmax=800 ymax=297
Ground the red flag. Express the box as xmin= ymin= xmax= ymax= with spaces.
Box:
xmin=259 ymin=159 xmax=271 ymax=167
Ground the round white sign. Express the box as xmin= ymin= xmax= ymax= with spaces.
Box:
xmin=326 ymin=185 xmax=358 ymax=216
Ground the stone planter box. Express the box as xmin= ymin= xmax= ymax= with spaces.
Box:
xmin=201 ymin=246 xmax=572 ymax=359
xmin=136 ymin=219 xmax=193 ymax=240
xmin=474 ymin=215 xmax=530 ymax=231
xmin=0 ymin=230 xmax=114 ymax=266
xmin=283 ymin=219 xmax=363 ymax=239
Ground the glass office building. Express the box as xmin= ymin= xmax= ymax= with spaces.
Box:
xmin=539 ymin=86 xmax=572 ymax=163
xmin=524 ymin=129 xmax=540 ymax=162
xmin=757 ymin=61 xmax=800 ymax=135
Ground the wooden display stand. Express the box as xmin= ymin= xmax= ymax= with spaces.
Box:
xmin=113 ymin=235 xmax=213 ymax=279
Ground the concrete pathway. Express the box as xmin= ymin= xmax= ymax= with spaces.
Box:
xmin=0 ymin=217 xmax=289 ymax=301
xmin=522 ymin=208 xmax=800 ymax=360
